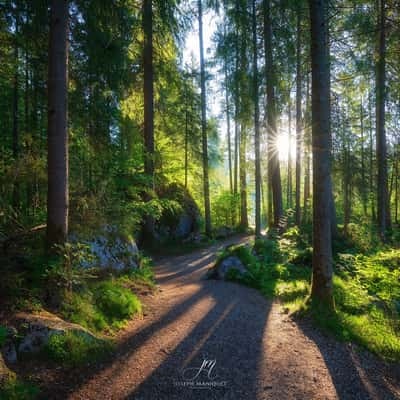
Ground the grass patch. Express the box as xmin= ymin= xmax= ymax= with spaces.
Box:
xmin=219 ymin=227 xmax=400 ymax=361
xmin=62 ymin=277 xmax=143 ymax=333
xmin=0 ymin=380 xmax=39 ymax=400
xmin=94 ymin=281 xmax=142 ymax=329
xmin=44 ymin=331 xmax=112 ymax=367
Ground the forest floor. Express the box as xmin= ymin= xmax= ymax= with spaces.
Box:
xmin=38 ymin=235 xmax=400 ymax=400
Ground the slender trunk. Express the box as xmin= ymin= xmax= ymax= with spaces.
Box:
xmin=252 ymin=0 xmax=261 ymax=237
xmin=224 ymin=24 xmax=233 ymax=195
xmin=142 ymin=0 xmax=155 ymax=241
xmin=287 ymin=97 xmax=292 ymax=209
xmin=309 ymin=0 xmax=334 ymax=308
xmin=47 ymin=0 xmax=69 ymax=248
xmin=303 ymin=72 xmax=311 ymax=222
xmin=376 ymin=0 xmax=390 ymax=240
xmin=295 ymin=5 xmax=302 ymax=225
xmin=326 ymin=8 xmax=338 ymax=239
xmin=343 ymin=125 xmax=351 ymax=234
xmin=263 ymin=0 xmax=283 ymax=227
xmin=198 ymin=0 xmax=212 ymax=236
xmin=143 ymin=0 xmax=154 ymax=185
xmin=360 ymin=97 xmax=367 ymax=215
xmin=12 ymin=2 xmax=20 ymax=210
xmin=184 ymin=84 xmax=188 ymax=189
xmin=240 ymin=123 xmax=248 ymax=229
xmin=369 ymin=89 xmax=376 ymax=220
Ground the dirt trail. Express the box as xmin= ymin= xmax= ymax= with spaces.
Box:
xmin=47 ymin=236 xmax=399 ymax=400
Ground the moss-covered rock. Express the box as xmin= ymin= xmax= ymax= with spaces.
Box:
xmin=156 ymin=183 xmax=200 ymax=240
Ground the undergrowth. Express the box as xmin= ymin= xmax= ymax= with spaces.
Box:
xmin=218 ymin=225 xmax=400 ymax=362
xmin=0 ymin=378 xmax=39 ymax=400
xmin=44 ymin=331 xmax=113 ymax=367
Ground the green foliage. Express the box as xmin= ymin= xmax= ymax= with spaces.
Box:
xmin=62 ymin=276 xmax=145 ymax=333
xmin=61 ymin=292 xmax=108 ymax=333
xmin=94 ymin=281 xmax=142 ymax=327
xmin=0 ymin=325 xmax=7 ymax=347
xmin=226 ymin=228 xmax=400 ymax=361
xmin=211 ymin=191 xmax=240 ymax=229
xmin=0 ymin=378 xmax=39 ymax=400
xmin=44 ymin=331 xmax=112 ymax=367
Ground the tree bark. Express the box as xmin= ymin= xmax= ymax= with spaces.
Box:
xmin=287 ymin=97 xmax=292 ymax=209
xmin=240 ymin=123 xmax=248 ymax=229
xmin=309 ymin=0 xmax=334 ymax=308
xmin=360 ymin=97 xmax=367 ymax=216
xmin=12 ymin=1 xmax=20 ymax=210
xmin=295 ymin=5 xmax=302 ymax=225
xmin=303 ymin=71 xmax=311 ymax=222
xmin=263 ymin=0 xmax=283 ymax=227
xmin=142 ymin=0 xmax=156 ymax=242
xmin=376 ymin=0 xmax=390 ymax=240
xmin=198 ymin=0 xmax=212 ymax=236
xmin=47 ymin=0 xmax=69 ymax=248
xmin=252 ymin=0 xmax=261 ymax=237
xmin=223 ymin=23 xmax=233 ymax=195
xmin=143 ymin=0 xmax=154 ymax=186
xmin=184 ymin=82 xmax=188 ymax=189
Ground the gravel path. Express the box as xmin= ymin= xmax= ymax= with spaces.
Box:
xmin=47 ymin=236 xmax=400 ymax=399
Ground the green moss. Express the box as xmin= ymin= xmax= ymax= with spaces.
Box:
xmin=94 ymin=281 xmax=142 ymax=325
xmin=231 ymin=230 xmax=400 ymax=362
xmin=62 ymin=292 xmax=108 ymax=333
xmin=44 ymin=331 xmax=112 ymax=367
xmin=62 ymin=278 xmax=143 ymax=334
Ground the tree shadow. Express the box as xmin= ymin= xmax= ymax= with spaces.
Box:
xmin=125 ymin=282 xmax=272 ymax=399
xmin=39 ymin=284 xmax=212 ymax=399
xmin=296 ymin=317 xmax=400 ymax=400
xmin=155 ymin=253 xmax=216 ymax=284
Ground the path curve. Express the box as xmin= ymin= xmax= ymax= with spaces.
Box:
xmin=50 ymin=236 xmax=399 ymax=399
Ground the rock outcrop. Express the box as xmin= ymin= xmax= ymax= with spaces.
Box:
xmin=209 ymin=256 xmax=247 ymax=280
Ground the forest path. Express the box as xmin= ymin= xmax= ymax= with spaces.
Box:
xmin=58 ymin=235 xmax=399 ymax=400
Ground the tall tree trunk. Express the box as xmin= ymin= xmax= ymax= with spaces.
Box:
xmin=360 ymin=97 xmax=367 ymax=216
xmin=143 ymin=0 xmax=155 ymax=241
xmin=198 ymin=0 xmax=212 ymax=236
xmin=47 ymin=0 xmax=69 ymax=248
xmin=263 ymin=0 xmax=283 ymax=227
xmin=12 ymin=1 xmax=20 ymax=210
xmin=343 ymin=124 xmax=351 ymax=234
xmin=252 ymin=0 xmax=261 ymax=237
xmin=309 ymin=0 xmax=334 ymax=308
xmin=376 ymin=0 xmax=390 ymax=240
xmin=240 ymin=123 xmax=248 ymax=229
xmin=369 ymin=89 xmax=376 ymax=220
xmin=223 ymin=23 xmax=233 ymax=195
xmin=287 ymin=97 xmax=292 ymax=208
xmin=326 ymin=6 xmax=338 ymax=239
xmin=143 ymin=0 xmax=154 ymax=185
xmin=295 ymin=5 xmax=302 ymax=226
xmin=303 ymin=72 xmax=311 ymax=221
xmin=184 ymin=83 xmax=188 ymax=189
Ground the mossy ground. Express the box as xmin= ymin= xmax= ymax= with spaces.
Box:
xmin=219 ymin=225 xmax=400 ymax=362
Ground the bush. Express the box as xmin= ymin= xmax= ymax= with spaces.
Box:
xmin=0 ymin=379 xmax=39 ymax=400
xmin=44 ymin=331 xmax=112 ymax=367
xmin=94 ymin=281 xmax=142 ymax=326
xmin=288 ymin=247 xmax=312 ymax=267
xmin=62 ymin=292 xmax=108 ymax=333
xmin=62 ymin=277 xmax=146 ymax=333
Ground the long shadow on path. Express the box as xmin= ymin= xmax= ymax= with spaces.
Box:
xmin=126 ymin=281 xmax=272 ymax=400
